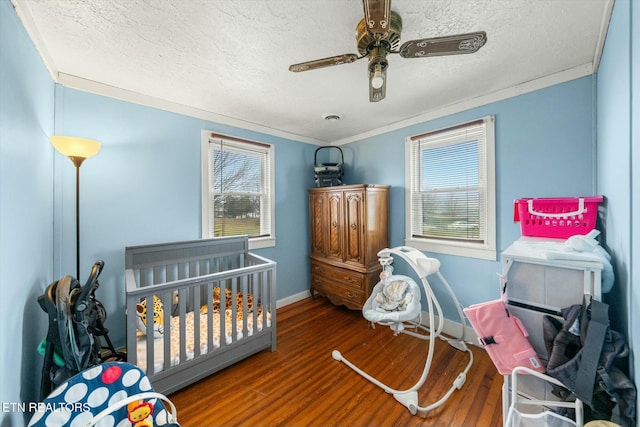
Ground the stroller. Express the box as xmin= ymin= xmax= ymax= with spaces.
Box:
xmin=37 ymin=260 xmax=126 ymax=400
xmin=28 ymin=361 xmax=180 ymax=426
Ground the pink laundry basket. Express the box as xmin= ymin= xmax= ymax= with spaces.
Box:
xmin=513 ymin=196 xmax=603 ymax=239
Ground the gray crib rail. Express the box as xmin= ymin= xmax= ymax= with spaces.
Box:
xmin=124 ymin=236 xmax=277 ymax=394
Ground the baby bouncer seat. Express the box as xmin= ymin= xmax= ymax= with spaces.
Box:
xmin=313 ymin=146 xmax=344 ymax=187
xmin=332 ymin=246 xmax=473 ymax=417
xmin=29 ymin=361 xmax=180 ymax=427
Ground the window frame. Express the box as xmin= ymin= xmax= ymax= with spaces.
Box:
xmin=201 ymin=131 xmax=275 ymax=249
xmin=405 ymin=115 xmax=496 ymax=260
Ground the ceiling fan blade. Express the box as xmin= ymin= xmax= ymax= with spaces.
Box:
xmin=363 ymin=0 xmax=391 ymax=38
xmin=289 ymin=54 xmax=360 ymax=72
xmin=369 ymin=67 xmax=387 ymax=102
xmin=399 ymin=31 xmax=487 ymax=58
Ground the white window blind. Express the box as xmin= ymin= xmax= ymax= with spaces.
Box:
xmin=406 ymin=116 xmax=495 ymax=260
xmin=201 ymin=133 xmax=274 ymax=246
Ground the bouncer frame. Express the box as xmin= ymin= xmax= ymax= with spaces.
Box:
xmin=332 ymin=246 xmax=474 ymax=417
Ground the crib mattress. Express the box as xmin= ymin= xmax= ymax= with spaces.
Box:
xmin=136 ymin=309 xmax=271 ymax=374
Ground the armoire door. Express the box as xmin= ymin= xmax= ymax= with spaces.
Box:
xmin=309 ymin=191 xmax=327 ymax=257
xmin=343 ymin=189 xmax=364 ymax=265
xmin=326 ymin=191 xmax=343 ymax=261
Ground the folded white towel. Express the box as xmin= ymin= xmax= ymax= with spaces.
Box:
xmin=543 ymin=231 xmax=614 ymax=293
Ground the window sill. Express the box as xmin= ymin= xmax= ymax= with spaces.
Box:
xmin=404 ymin=237 xmax=496 ymax=261
xmin=249 ymin=236 xmax=276 ymax=250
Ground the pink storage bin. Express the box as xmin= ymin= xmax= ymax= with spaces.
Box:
xmin=513 ymin=196 xmax=603 ymax=239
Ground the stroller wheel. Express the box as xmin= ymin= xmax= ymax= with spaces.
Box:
xmin=95 ymin=299 xmax=107 ymax=324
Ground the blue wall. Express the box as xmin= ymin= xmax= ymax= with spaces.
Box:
xmin=343 ymin=77 xmax=597 ymax=309
xmin=596 ymin=0 xmax=638 ymax=405
xmin=632 ymin=0 xmax=640 ymax=394
xmin=51 ymin=86 xmax=316 ymax=344
xmin=2 ymin=0 xmax=637 ymax=424
xmin=2 ymin=1 xmax=316 ymax=421
xmin=632 ymin=0 xmax=639 ymax=395
xmin=0 ymin=0 xmax=55 ymax=424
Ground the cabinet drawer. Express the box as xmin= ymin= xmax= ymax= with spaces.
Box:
xmin=311 ymin=261 xmax=365 ymax=291
xmin=506 ymin=261 xmax=595 ymax=311
xmin=311 ymin=275 xmax=364 ymax=307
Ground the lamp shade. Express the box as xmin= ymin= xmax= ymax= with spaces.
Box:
xmin=51 ymin=136 xmax=101 ymax=160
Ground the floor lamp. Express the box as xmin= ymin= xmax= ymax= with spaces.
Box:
xmin=51 ymin=136 xmax=101 ymax=281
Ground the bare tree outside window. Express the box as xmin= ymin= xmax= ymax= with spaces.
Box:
xmin=201 ymin=133 xmax=274 ymax=245
xmin=212 ymin=149 xmax=262 ymax=237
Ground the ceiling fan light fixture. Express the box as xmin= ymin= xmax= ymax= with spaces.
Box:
xmin=371 ymin=63 xmax=385 ymax=89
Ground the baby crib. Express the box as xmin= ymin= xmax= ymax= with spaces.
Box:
xmin=125 ymin=236 xmax=276 ymax=395
xmin=332 ymin=246 xmax=473 ymax=417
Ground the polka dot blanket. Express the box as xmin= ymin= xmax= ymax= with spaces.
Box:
xmin=28 ymin=362 xmax=179 ymax=427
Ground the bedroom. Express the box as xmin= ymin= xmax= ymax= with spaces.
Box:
xmin=1 ymin=0 xmax=638 ymax=426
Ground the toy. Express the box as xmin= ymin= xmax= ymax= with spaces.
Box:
xmin=136 ymin=295 xmax=164 ymax=338
xmin=127 ymin=399 xmax=154 ymax=427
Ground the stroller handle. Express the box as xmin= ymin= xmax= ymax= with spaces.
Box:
xmin=74 ymin=260 xmax=105 ymax=314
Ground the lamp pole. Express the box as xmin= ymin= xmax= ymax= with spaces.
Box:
xmin=69 ymin=157 xmax=86 ymax=281
xmin=50 ymin=136 xmax=101 ymax=282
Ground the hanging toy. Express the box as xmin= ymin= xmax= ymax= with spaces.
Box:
xmin=379 ymin=256 xmax=394 ymax=284
xmin=127 ymin=400 xmax=154 ymax=427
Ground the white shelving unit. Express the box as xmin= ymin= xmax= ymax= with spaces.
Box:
xmin=500 ymin=237 xmax=604 ymax=424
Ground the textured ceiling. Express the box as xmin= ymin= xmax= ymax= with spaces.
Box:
xmin=13 ymin=0 xmax=612 ymax=144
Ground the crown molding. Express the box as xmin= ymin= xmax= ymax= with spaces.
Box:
xmin=333 ymin=63 xmax=594 ymax=146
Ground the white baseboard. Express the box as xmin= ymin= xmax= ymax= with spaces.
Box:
xmin=418 ymin=309 xmax=481 ymax=347
xmin=276 ymin=290 xmax=311 ymax=309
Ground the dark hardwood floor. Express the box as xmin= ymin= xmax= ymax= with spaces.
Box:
xmin=169 ymin=297 xmax=504 ymax=427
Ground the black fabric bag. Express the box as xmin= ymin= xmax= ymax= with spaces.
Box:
xmin=543 ymin=299 xmax=636 ymax=426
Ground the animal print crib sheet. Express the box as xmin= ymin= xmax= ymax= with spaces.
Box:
xmin=136 ymin=308 xmax=271 ymax=374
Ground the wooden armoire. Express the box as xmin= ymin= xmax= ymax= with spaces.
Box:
xmin=308 ymin=184 xmax=390 ymax=310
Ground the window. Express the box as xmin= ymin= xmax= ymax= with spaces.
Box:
xmin=406 ymin=116 xmax=495 ymax=260
xmin=201 ymin=132 xmax=275 ymax=249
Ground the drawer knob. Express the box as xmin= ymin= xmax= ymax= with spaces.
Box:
xmin=350 ymin=223 xmax=357 ymax=230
